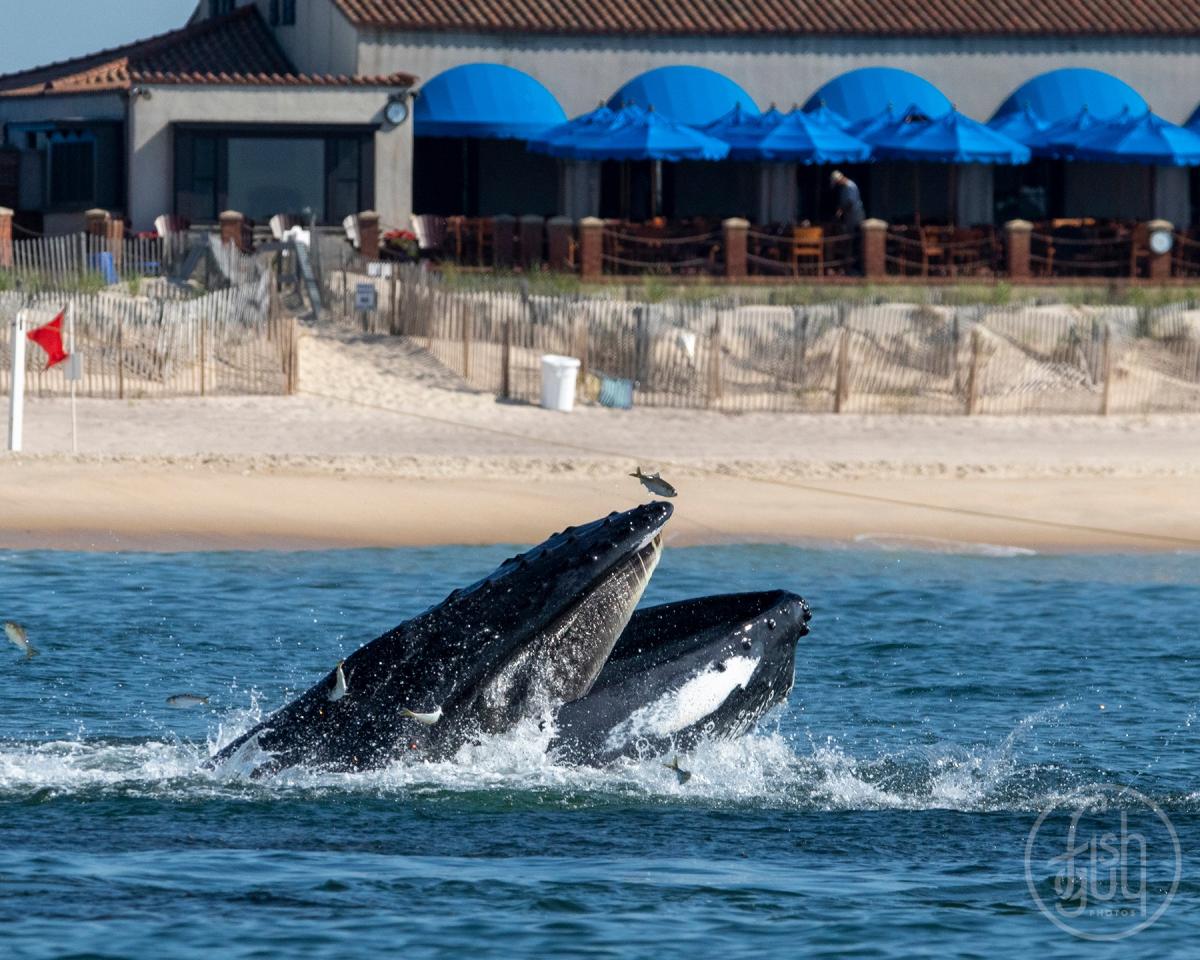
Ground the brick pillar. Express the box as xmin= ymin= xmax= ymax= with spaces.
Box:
xmin=578 ymin=217 xmax=604 ymax=281
xmin=546 ymin=216 xmax=574 ymax=271
xmin=1146 ymin=219 xmax=1174 ymax=281
xmin=219 ymin=210 xmax=245 ymax=250
xmin=518 ymin=214 xmax=544 ymax=269
xmin=1005 ymin=219 xmax=1032 ymax=281
xmin=84 ymin=208 xmax=111 ymax=238
xmin=0 ymin=207 xmax=12 ymax=268
xmin=861 ymin=218 xmax=887 ymax=280
xmin=722 ymin=217 xmax=748 ymax=280
xmin=492 ymin=214 xmax=515 ymax=269
xmin=356 ymin=210 xmax=380 ymax=259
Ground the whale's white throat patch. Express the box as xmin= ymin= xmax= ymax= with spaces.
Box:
xmin=604 ymin=655 xmax=760 ymax=751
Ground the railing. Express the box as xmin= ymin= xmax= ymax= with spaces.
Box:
xmin=600 ymin=224 xmax=722 ymax=276
xmin=320 ymin=265 xmax=1200 ymax=415
xmin=1030 ymin=223 xmax=1134 ymax=279
xmin=885 ymin=226 xmax=1000 ymax=278
xmin=746 ymin=226 xmax=857 ymax=277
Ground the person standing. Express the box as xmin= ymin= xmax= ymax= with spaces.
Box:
xmin=830 ymin=169 xmax=866 ymax=273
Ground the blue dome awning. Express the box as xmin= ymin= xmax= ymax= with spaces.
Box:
xmin=607 ymin=66 xmax=758 ymax=127
xmin=802 ymin=68 xmax=951 ymax=124
xmin=991 ymin=68 xmax=1148 ymax=124
xmin=414 ymin=63 xmax=567 ymax=140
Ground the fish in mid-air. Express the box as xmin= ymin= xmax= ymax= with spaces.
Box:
xmin=630 ymin=467 xmax=677 ymax=498
xmin=663 ymin=756 xmax=692 ymax=785
xmin=401 ymin=705 xmax=443 ymax=726
xmin=327 ymin=661 xmax=349 ymax=702
xmin=4 ymin=622 xmax=37 ymax=659
xmin=166 ymin=694 xmax=209 ymax=709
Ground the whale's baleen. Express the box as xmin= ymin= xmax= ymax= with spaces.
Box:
xmin=211 ymin=502 xmax=672 ymax=774
xmin=550 ymin=590 xmax=810 ymax=765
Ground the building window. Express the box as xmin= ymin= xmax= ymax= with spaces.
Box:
xmin=270 ymin=0 xmax=296 ymax=25
xmin=174 ymin=127 xmax=373 ymax=224
xmin=209 ymin=0 xmax=236 ymax=17
xmin=4 ymin=122 xmax=124 ymax=211
xmin=48 ymin=139 xmax=95 ymax=206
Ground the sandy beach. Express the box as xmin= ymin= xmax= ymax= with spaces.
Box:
xmin=3 ymin=329 xmax=1199 ymax=552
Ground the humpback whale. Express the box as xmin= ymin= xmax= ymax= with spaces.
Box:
xmin=550 ymin=591 xmax=810 ymax=765
xmin=212 ymin=502 xmax=672 ymax=774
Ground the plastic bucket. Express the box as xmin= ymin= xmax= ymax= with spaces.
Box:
xmin=540 ymin=354 xmax=581 ymax=412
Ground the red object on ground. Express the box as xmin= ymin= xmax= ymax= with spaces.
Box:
xmin=27 ymin=312 xmax=69 ymax=368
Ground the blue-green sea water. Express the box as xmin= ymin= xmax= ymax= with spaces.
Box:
xmin=1 ymin=542 xmax=1196 ymax=958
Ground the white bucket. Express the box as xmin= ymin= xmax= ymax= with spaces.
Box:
xmin=540 ymin=354 xmax=581 ymax=412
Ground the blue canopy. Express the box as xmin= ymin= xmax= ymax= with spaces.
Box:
xmin=992 ymin=68 xmax=1148 ymax=124
xmin=1070 ymin=112 xmax=1200 ymax=166
xmin=535 ymin=105 xmax=730 ymax=162
xmin=752 ymin=110 xmax=872 ymax=164
xmin=987 ymin=103 xmax=1049 ymax=145
xmin=698 ymin=103 xmax=768 ymax=156
xmin=844 ymin=103 xmax=917 ymax=142
xmin=804 ymin=102 xmax=854 ymax=130
xmin=871 ymin=111 xmax=1030 ymax=164
xmin=802 ymin=68 xmax=951 ymax=124
xmin=414 ymin=63 xmax=567 ymax=139
xmin=1027 ymin=106 xmax=1123 ymax=159
xmin=526 ymin=103 xmax=615 ymax=152
xmin=608 ymin=66 xmax=759 ymax=126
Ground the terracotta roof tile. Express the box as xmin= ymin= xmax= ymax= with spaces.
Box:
xmin=331 ymin=0 xmax=1200 ymax=36
xmin=0 ymin=7 xmax=414 ymax=98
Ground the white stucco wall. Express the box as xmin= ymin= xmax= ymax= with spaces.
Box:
xmin=128 ymin=83 xmax=412 ymax=231
xmin=356 ymin=32 xmax=1200 ymax=124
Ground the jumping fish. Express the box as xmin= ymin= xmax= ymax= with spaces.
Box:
xmin=166 ymin=694 xmax=209 ymax=709
xmin=663 ymin=755 xmax=692 ymax=785
xmin=3 ymin=622 xmax=37 ymax=659
xmin=401 ymin=706 xmax=443 ymax=726
xmin=630 ymin=467 xmax=677 ymax=498
xmin=327 ymin=661 xmax=349 ymax=702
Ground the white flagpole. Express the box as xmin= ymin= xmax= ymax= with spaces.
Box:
xmin=8 ymin=311 xmax=26 ymax=453
xmin=68 ymin=303 xmax=77 ymax=454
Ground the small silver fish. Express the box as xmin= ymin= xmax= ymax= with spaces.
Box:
xmin=630 ymin=467 xmax=678 ymax=498
xmin=327 ymin=661 xmax=349 ymax=702
xmin=166 ymin=693 xmax=209 ymax=709
xmin=4 ymin=621 xmax=37 ymax=659
xmin=663 ymin=755 xmax=692 ymax=785
xmin=401 ymin=705 xmax=443 ymax=726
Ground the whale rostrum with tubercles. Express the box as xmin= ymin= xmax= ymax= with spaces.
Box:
xmin=211 ymin=502 xmax=812 ymax=775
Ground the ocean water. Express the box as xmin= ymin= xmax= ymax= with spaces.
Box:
xmin=0 ymin=542 xmax=1197 ymax=958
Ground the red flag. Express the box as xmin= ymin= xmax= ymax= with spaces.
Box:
xmin=27 ymin=312 xmax=69 ymax=369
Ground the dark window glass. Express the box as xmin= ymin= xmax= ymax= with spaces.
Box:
xmin=269 ymin=0 xmax=279 ymax=25
xmin=175 ymin=130 xmax=222 ymax=222
xmin=282 ymin=0 xmax=296 ymax=25
xmin=326 ymin=137 xmax=363 ymax=223
xmin=209 ymin=0 xmax=235 ymax=18
xmin=48 ymin=140 xmax=94 ymax=206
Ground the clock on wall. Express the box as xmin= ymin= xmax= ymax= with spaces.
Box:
xmin=385 ymin=98 xmax=409 ymax=126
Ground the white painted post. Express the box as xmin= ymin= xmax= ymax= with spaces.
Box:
xmin=68 ymin=302 xmax=77 ymax=454
xmin=8 ymin=311 xmax=26 ymax=452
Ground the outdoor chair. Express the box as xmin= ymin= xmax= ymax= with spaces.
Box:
xmin=919 ymin=226 xmax=953 ymax=277
xmin=411 ymin=214 xmax=448 ymax=259
xmin=272 ymin=214 xmax=306 ymax=242
xmin=791 ymin=226 xmax=823 ymax=276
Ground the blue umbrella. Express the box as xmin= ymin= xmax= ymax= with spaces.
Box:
xmin=698 ymin=103 xmax=768 ymax=158
xmin=539 ymin=105 xmax=730 ymax=162
xmin=872 ymin=110 xmax=1030 ymax=164
xmin=753 ymin=109 xmax=872 ymax=163
xmin=844 ymin=103 xmax=917 ymax=142
xmin=1069 ymin=111 xmax=1200 ymax=166
xmin=527 ymin=103 xmax=615 ymax=153
xmin=987 ymin=103 xmax=1049 ymax=145
xmin=1028 ymin=105 xmax=1128 ymax=159
xmin=804 ymin=102 xmax=854 ymax=131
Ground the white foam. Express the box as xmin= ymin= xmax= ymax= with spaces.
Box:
xmin=853 ymin=533 xmax=1037 ymax=557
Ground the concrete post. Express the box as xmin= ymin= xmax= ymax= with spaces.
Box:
xmin=1145 ymin=220 xmax=1174 ymax=281
xmin=861 ymin=218 xmax=887 ymax=280
xmin=219 ymin=210 xmax=246 ymax=250
xmin=1005 ymin=219 xmax=1033 ymax=281
xmin=518 ymin=214 xmax=544 ymax=269
xmin=546 ymin=216 xmax=574 ymax=271
xmin=579 ymin=217 xmax=604 ymax=281
xmin=84 ymin=208 xmax=111 ymax=237
xmin=492 ymin=215 xmax=515 ymax=269
xmin=0 ymin=207 xmax=12 ymax=268
xmin=723 ymin=217 xmax=749 ymax=280
xmin=356 ymin=210 xmax=380 ymax=259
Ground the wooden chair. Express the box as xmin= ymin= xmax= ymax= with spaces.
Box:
xmin=791 ymin=226 xmax=823 ymax=276
xmin=1129 ymin=222 xmax=1150 ymax=278
xmin=919 ymin=226 xmax=953 ymax=277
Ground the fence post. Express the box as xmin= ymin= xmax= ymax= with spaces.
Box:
xmin=579 ymin=217 xmax=604 ymax=281
xmin=199 ymin=311 xmax=206 ymax=397
xmin=722 ymin=217 xmax=748 ymax=280
xmin=518 ymin=214 xmax=544 ymax=269
xmin=546 ymin=216 xmax=574 ymax=271
xmin=966 ymin=327 xmax=982 ymax=415
xmin=389 ymin=266 xmax=399 ymax=333
xmin=461 ymin=305 xmax=472 ymax=381
xmin=707 ymin=312 xmax=723 ymax=406
xmin=1145 ymin=220 xmax=1174 ymax=281
xmin=116 ymin=314 xmax=125 ymax=400
xmin=575 ymin=316 xmax=589 ymax=385
xmin=219 ymin=210 xmax=245 ymax=251
xmin=493 ymin=215 xmax=515 ymax=269
xmin=1005 ymin=219 xmax=1033 ymax=281
xmin=356 ymin=210 xmax=380 ymax=260
xmin=1101 ymin=322 xmax=1113 ymax=415
xmin=834 ymin=322 xmax=850 ymax=412
xmin=791 ymin=308 xmax=808 ymax=386
xmin=0 ymin=207 xmax=13 ymax=268
xmin=861 ymin=219 xmax=887 ymax=280
xmin=501 ymin=318 xmax=513 ymax=400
